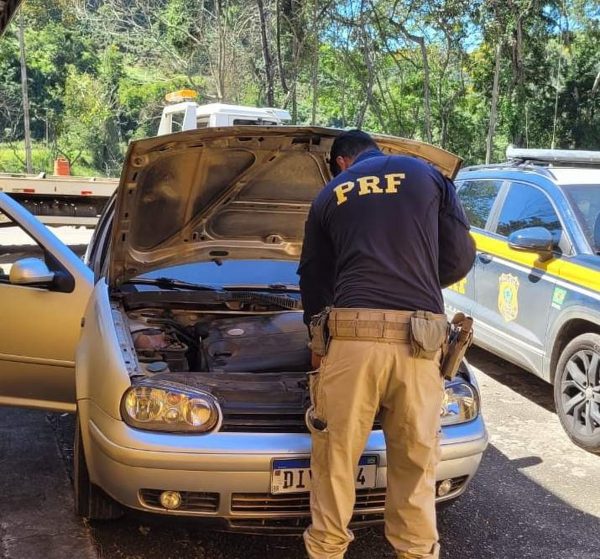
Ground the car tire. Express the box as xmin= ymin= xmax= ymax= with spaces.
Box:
xmin=74 ymin=415 xmax=123 ymax=520
xmin=554 ymin=333 xmax=600 ymax=454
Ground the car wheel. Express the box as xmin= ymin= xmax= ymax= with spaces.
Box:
xmin=74 ymin=415 xmax=123 ymax=520
xmin=554 ymin=333 xmax=600 ymax=454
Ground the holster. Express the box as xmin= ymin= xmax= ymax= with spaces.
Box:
xmin=409 ymin=310 xmax=449 ymax=360
xmin=440 ymin=312 xmax=474 ymax=380
xmin=308 ymin=306 xmax=332 ymax=357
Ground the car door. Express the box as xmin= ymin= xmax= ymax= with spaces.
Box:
xmin=444 ymin=179 xmax=503 ymax=318
xmin=0 ymin=194 xmax=93 ymax=412
xmin=473 ymin=181 xmax=566 ymax=376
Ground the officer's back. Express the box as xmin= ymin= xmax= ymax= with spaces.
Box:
xmin=299 ymin=143 xmax=474 ymax=322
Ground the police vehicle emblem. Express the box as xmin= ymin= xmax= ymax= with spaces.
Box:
xmin=498 ymin=273 xmax=520 ymax=322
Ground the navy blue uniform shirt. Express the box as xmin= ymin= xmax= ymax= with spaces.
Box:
xmin=297 ymin=149 xmax=476 ymax=324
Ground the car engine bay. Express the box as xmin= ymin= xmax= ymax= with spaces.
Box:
xmin=126 ymin=303 xmax=312 ymax=375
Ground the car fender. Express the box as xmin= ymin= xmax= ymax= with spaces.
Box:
xmin=76 ymin=278 xmax=133 ymax=421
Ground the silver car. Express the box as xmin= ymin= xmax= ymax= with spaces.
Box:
xmin=0 ymin=127 xmax=487 ymax=532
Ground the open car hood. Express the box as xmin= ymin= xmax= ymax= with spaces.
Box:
xmin=109 ymin=126 xmax=462 ymax=287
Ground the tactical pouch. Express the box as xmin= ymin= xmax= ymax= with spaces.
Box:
xmin=305 ymin=369 xmax=328 ymax=432
xmin=409 ymin=311 xmax=449 ymax=360
xmin=440 ymin=312 xmax=474 ymax=380
xmin=308 ymin=307 xmax=332 ymax=357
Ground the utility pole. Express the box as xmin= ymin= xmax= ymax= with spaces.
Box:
xmin=485 ymin=42 xmax=502 ymax=165
xmin=18 ymin=8 xmax=33 ymax=174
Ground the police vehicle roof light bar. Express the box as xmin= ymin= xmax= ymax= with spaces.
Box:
xmin=506 ymin=146 xmax=600 ymax=165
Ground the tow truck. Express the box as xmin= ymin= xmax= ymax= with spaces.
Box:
xmin=0 ymin=90 xmax=291 ymax=226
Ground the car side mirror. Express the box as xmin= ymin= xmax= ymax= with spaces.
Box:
xmin=9 ymin=257 xmax=55 ymax=286
xmin=508 ymin=227 xmax=554 ymax=261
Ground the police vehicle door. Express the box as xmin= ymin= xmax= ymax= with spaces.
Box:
xmin=445 ymin=179 xmax=503 ymax=318
xmin=473 ymin=181 xmax=564 ymax=376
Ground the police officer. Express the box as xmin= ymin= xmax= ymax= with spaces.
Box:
xmin=298 ymin=130 xmax=475 ymax=559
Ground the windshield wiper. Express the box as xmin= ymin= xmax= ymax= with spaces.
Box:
xmin=120 ymin=279 xmax=301 ymax=309
xmin=224 ymin=283 xmax=300 ymax=292
xmin=121 ymin=277 xmax=223 ymax=292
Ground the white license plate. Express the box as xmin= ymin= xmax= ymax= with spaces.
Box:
xmin=271 ymin=456 xmax=378 ymax=494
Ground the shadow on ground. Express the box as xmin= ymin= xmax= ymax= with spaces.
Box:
xmin=465 ymin=346 xmax=556 ymax=413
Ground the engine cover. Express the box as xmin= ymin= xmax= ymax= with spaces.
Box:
xmin=203 ymin=312 xmax=311 ymax=372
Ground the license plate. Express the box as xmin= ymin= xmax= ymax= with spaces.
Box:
xmin=271 ymin=456 xmax=378 ymax=494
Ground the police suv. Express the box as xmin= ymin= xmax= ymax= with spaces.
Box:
xmin=444 ymin=147 xmax=600 ymax=453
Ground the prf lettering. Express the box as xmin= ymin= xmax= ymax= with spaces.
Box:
xmin=333 ymin=173 xmax=405 ymax=205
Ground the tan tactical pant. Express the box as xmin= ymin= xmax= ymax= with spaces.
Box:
xmin=304 ymin=309 xmax=444 ymax=559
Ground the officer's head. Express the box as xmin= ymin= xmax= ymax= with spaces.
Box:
xmin=329 ymin=129 xmax=378 ymax=177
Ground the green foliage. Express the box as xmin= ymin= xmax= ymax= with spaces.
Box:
xmin=57 ymin=67 xmax=112 ymax=169
xmin=0 ymin=0 xmax=598 ymax=175
xmin=118 ymin=69 xmax=191 ymax=138
xmin=0 ymin=141 xmax=98 ymax=176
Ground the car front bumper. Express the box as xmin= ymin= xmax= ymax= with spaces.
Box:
xmin=82 ymin=401 xmax=487 ymax=532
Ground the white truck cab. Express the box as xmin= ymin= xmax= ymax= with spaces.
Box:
xmin=157 ymin=90 xmax=292 ymax=136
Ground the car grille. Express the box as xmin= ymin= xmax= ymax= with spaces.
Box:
xmin=229 ymin=489 xmax=386 ymax=531
xmin=231 ymin=487 xmax=386 ymax=513
xmin=139 ymin=489 xmax=219 ymax=512
xmin=227 ymin=512 xmax=385 ymax=531
xmin=221 ymin=411 xmax=382 ymax=433
xmin=221 ymin=412 xmax=309 ymax=433
xmin=230 ymin=477 xmax=468 ymax=515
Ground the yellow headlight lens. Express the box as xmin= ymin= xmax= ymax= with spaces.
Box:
xmin=124 ymin=387 xmax=164 ymax=422
xmin=121 ymin=383 xmax=221 ymax=433
xmin=441 ymin=381 xmax=478 ymax=426
xmin=183 ymin=398 xmax=215 ymax=427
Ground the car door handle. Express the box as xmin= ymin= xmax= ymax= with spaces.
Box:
xmin=478 ymin=253 xmax=493 ymax=264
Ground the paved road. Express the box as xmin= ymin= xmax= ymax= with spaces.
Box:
xmin=0 ymin=410 xmax=94 ymax=559
xmin=1 ymin=348 xmax=599 ymax=558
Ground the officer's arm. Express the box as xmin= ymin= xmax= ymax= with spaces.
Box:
xmin=297 ymin=205 xmax=335 ymax=325
xmin=438 ymin=176 xmax=476 ymax=288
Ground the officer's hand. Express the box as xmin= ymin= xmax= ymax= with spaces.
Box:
xmin=311 ymin=352 xmax=322 ymax=370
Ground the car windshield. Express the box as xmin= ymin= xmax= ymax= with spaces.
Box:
xmin=562 ymin=184 xmax=600 ymax=252
xmin=138 ymin=259 xmax=300 ymax=289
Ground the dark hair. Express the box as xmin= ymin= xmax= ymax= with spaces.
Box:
xmin=329 ymin=129 xmax=378 ymax=176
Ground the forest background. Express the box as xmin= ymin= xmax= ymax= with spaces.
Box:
xmin=0 ymin=0 xmax=599 ymax=176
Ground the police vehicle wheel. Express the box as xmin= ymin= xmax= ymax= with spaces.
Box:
xmin=74 ymin=414 xmax=123 ymax=520
xmin=554 ymin=333 xmax=600 ymax=454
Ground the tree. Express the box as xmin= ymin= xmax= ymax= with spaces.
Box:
xmin=1 ymin=0 xmax=599 ymax=174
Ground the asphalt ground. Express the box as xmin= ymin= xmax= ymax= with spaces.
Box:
xmin=1 ymin=347 xmax=599 ymax=559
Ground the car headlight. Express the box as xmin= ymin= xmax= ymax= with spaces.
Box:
xmin=441 ymin=380 xmax=479 ymax=426
xmin=120 ymin=380 xmax=222 ymax=433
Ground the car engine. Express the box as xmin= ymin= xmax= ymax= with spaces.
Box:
xmin=129 ymin=310 xmax=312 ymax=374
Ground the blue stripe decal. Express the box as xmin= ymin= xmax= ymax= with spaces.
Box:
xmin=273 ymin=455 xmax=377 ymax=469
xmin=273 ymin=459 xmax=310 ymax=469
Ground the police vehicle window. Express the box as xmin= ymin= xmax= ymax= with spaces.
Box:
xmin=562 ymin=184 xmax=600 ymax=252
xmin=496 ymin=183 xmax=562 ymax=240
xmin=457 ymin=180 xmax=502 ymax=228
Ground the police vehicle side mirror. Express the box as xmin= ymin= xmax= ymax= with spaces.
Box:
xmin=508 ymin=227 xmax=554 ymax=262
